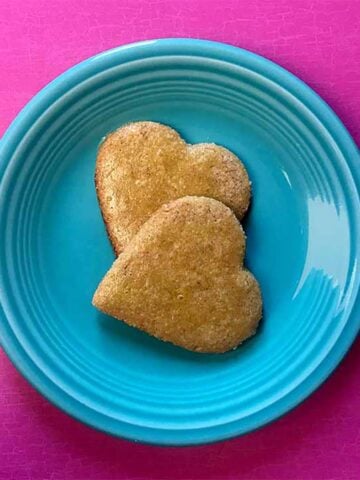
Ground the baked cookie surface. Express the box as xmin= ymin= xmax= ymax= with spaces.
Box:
xmin=95 ymin=121 xmax=251 ymax=254
xmin=93 ymin=196 xmax=262 ymax=353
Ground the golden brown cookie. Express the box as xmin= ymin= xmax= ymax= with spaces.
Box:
xmin=93 ymin=196 xmax=262 ymax=353
xmin=95 ymin=121 xmax=251 ymax=255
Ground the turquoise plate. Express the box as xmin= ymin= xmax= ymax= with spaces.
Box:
xmin=0 ymin=39 xmax=359 ymax=446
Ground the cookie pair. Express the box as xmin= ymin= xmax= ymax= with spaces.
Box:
xmin=93 ymin=122 xmax=262 ymax=353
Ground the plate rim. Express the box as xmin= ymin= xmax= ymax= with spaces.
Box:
xmin=0 ymin=38 xmax=359 ymax=446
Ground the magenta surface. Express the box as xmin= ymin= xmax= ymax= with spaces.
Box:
xmin=1 ymin=1 xmax=359 ymax=479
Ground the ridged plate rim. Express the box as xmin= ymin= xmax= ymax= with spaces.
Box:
xmin=0 ymin=38 xmax=359 ymax=446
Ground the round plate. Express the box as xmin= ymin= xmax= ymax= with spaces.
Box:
xmin=0 ymin=39 xmax=359 ymax=446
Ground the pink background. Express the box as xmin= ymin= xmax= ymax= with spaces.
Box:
xmin=1 ymin=1 xmax=359 ymax=479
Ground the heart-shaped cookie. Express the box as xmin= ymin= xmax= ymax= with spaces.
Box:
xmin=93 ymin=196 xmax=262 ymax=353
xmin=96 ymin=121 xmax=251 ymax=255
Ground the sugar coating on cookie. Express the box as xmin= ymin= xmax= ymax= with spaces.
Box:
xmin=95 ymin=121 xmax=251 ymax=255
xmin=93 ymin=196 xmax=262 ymax=353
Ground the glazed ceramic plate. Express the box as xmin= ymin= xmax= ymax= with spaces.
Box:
xmin=0 ymin=39 xmax=359 ymax=446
